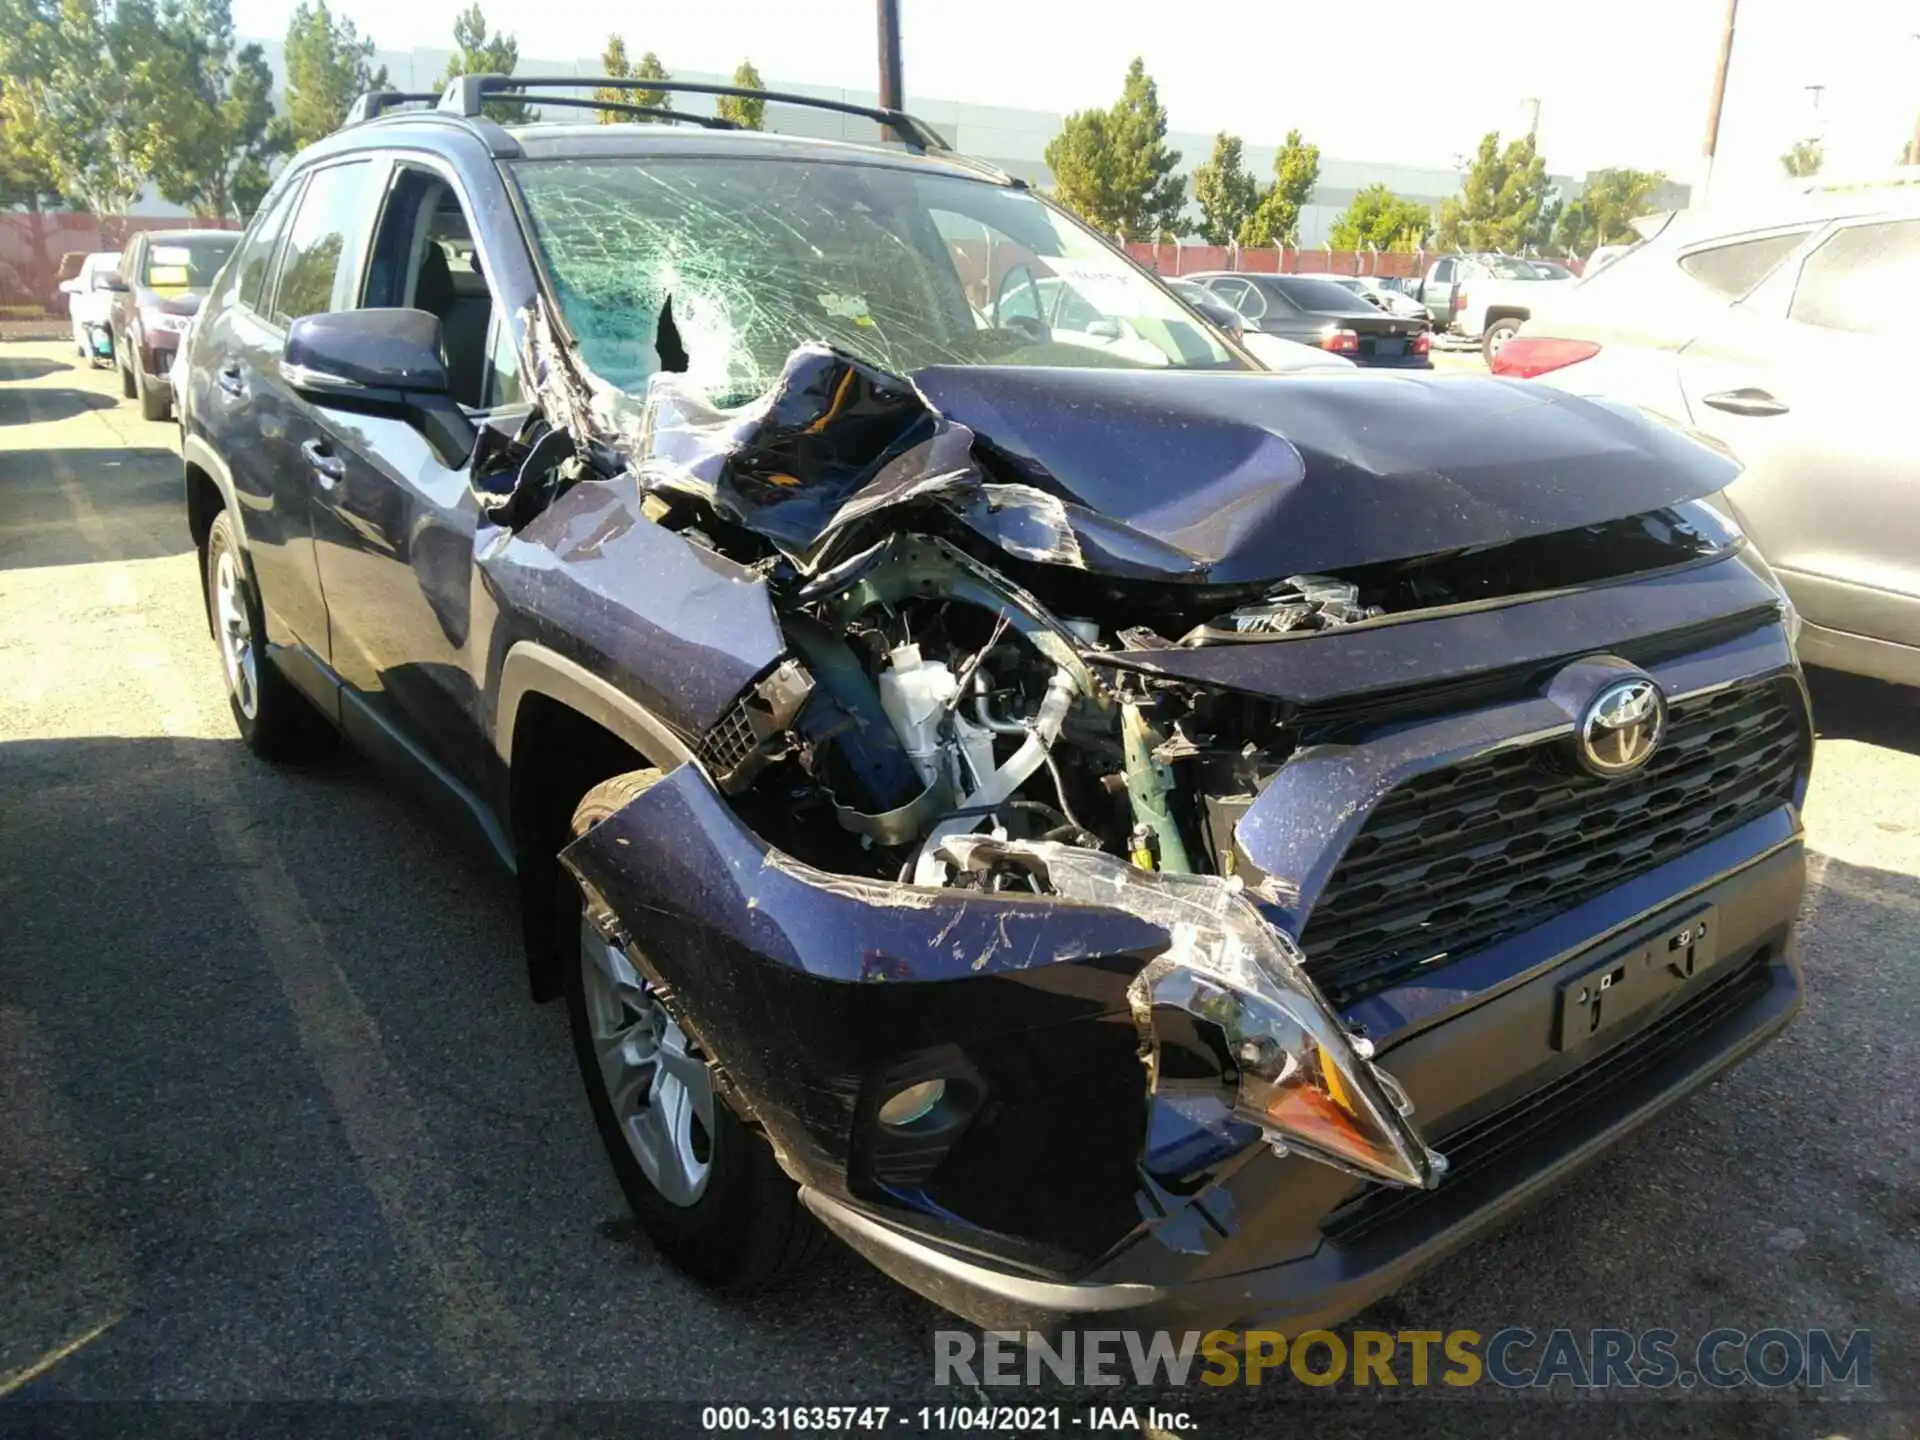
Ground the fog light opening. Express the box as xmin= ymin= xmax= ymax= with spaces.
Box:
xmin=877 ymin=1079 xmax=947 ymax=1128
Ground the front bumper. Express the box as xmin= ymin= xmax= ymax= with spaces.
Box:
xmin=803 ymin=839 xmax=1804 ymax=1333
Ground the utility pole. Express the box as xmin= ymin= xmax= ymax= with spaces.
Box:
xmin=877 ymin=0 xmax=904 ymax=112
xmin=1522 ymin=97 xmax=1540 ymax=139
xmin=1700 ymin=0 xmax=1739 ymax=201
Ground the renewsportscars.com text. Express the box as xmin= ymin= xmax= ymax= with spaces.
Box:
xmin=934 ymin=1327 xmax=1872 ymax=1390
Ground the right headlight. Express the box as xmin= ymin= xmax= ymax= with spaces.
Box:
xmin=939 ymin=835 xmax=1448 ymax=1191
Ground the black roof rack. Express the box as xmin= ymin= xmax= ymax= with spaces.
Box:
xmin=471 ymin=93 xmax=741 ymax=130
xmin=438 ymin=74 xmax=950 ymax=152
xmin=345 ymin=91 xmax=443 ymax=125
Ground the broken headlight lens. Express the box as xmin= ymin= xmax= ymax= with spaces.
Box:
xmin=1134 ymin=910 xmax=1445 ymax=1191
xmin=937 ymin=837 xmax=1446 ymax=1191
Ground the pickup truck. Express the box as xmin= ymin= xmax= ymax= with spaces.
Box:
xmin=1417 ymin=252 xmax=1576 ymax=362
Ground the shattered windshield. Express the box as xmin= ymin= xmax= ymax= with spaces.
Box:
xmin=510 ymin=156 xmax=1240 ymax=402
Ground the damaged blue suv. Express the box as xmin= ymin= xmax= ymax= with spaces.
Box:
xmin=180 ymin=75 xmax=1811 ymax=1331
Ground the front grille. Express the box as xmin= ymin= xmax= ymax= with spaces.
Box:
xmin=1322 ymin=949 xmax=1775 ymax=1246
xmin=1299 ymin=679 xmax=1807 ymax=1004
xmin=699 ymin=698 xmax=759 ymax=778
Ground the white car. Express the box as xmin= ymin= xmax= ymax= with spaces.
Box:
xmin=1327 ymin=274 xmax=1429 ymax=319
xmin=58 ymin=251 xmax=121 ymax=357
xmin=1494 ymin=191 xmax=1920 ymax=687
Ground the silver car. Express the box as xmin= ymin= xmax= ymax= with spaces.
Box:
xmin=1495 ymin=189 xmax=1920 ymax=687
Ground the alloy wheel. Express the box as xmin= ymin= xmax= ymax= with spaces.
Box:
xmin=213 ymin=548 xmax=258 ymax=720
xmin=578 ymin=915 xmax=714 ymax=1206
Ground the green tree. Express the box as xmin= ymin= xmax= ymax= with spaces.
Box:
xmin=0 ymin=102 xmax=63 ymax=212
xmin=1189 ymin=132 xmax=1257 ymax=245
xmin=282 ymin=0 xmax=387 ymax=150
xmin=1239 ymin=129 xmax=1319 ymax=248
xmin=716 ymin=58 xmax=763 ymax=130
xmin=146 ymin=0 xmax=285 ymax=220
xmin=1435 ymin=130 xmax=1550 ymax=252
xmin=0 ymin=0 xmax=167 ymax=231
xmin=1552 ymin=167 xmax=1664 ymax=257
xmin=1327 ymin=183 xmax=1431 ymax=251
xmin=631 ymin=51 xmax=669 ymax=113
xmin=1780 ymin=137 xmax=1822 ymax=178
xmin=593 ymin=33 xmax=629 ymax=123
xmin=438 ymin=4 xmax=527 ymax=123
xmin=1043 ymin=57 xmax=1183 ymax=241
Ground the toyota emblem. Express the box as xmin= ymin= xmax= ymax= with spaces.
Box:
xmin=1577 ymin=678 xmax=1666 ymax=777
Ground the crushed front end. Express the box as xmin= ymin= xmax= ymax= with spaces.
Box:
xmin=551 ymin=344 xmax=1811 ymax=1332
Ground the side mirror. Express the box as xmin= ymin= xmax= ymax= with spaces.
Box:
xmin=283 ymin=309 xmax=473 ymax=465
xmin=57 ymin=279 xmax=80 ymax=295
xmin=1084 ymin=317 xmax=1124 ymax=341
xmin=99 ymin=272 xmax=128 ymax=292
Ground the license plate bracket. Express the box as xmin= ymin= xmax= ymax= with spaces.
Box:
xmin=1552 ymin=906 xmax=1719 ymax=1052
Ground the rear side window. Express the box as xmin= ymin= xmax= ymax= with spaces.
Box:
xmin=235 ymin=182 xmax=303 ymax=313
xmin=1676 ymin=231 xmax=1811 ymax=297
xmin=1788 ymin=219 xmax=1920 ymax=335
xmin=271 ymin=162 xmax=375 ymax=327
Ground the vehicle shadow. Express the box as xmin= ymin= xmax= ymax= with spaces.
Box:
xmin=0 ymin=387 xmax=116 ymax=425
xmin=0 ymin=445 xmax=187 ymax=571
xmin=1806 ymin=666 xmax=1920 ymax=757
xmin=0 ymin=354 xmax=75 ymax=382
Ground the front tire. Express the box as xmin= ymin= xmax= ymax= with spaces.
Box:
xmin=1483 ymin=317 xmax=1522 ymax=365
xmin=564 ymin=771 xmax=824 ymax=1292
xmin=135 ymin=360 xmax=170 ymax=421
xmin=203 ymin=510 xmax=332 ymax=761
xmin=119 ymin=356 xmax=136 ymax=399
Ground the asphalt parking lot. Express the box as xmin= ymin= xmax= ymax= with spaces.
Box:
xmin=1 ymin=340 xmax=1916 ymax=1438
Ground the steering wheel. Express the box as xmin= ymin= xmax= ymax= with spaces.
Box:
xmin=992 ymin=263 xmax=1050 ymax=343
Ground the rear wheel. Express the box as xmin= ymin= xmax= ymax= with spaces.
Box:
xmin=564 ymin=771 xmax=824 ymax=1292
xmin=1483 ymin=317 xmax=1522 ymax=365
xmin=204 ymin=510 xmax=333 ymax=761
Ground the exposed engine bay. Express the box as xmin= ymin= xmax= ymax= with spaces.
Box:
xmin=503 ymin=335 xmax=1746 ymax=900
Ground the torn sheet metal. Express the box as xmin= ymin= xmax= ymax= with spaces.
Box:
xmin=525 ymin=306 xmax=1740 ymax=590
xmin=911 ymin=364 xmax=1744 ymax=584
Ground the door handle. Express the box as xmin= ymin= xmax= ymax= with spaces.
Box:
xmin=1702 ymin=387 xmax=1789 ymax=417
xmin=301 ymin=438 xmax=345 ymax=486
xmin=216 ymin=363 xmax=246 ymax=398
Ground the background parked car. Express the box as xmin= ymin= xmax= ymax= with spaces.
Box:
xmin=1326 ymin=273 xmax=1431 ymax=318
xmin=1416 ymin=252 xmax=1574 ymax=361
xmin=1524 ymin=258 xmax=1576 ymax=279
xmin=1187 ymin=271 xmax=1432 ymax=366
xmin=1164 ymin=277 xmax=1357 ymax=372
xmin=109 ymin=229 xmax=239 ymax=421
xmin=1496 ymin=192 xmax=1920 ymax=687
xmin=56 ymin=251 xmax=121 ymax=359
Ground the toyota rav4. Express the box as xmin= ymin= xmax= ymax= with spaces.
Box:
xmin=179 ymin=75 xmax=1811 ymax=1333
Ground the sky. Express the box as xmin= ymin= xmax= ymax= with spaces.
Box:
xmin=231 ymin=0 xmax=1920 ymax=195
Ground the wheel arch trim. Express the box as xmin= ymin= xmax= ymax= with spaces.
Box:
xmin=495 ymin=641 xmax=695 ymax=770
xmin=182 ymin=434 xmax=244 ymax=549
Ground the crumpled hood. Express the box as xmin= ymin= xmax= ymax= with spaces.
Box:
xmin=910 ymin=365 xmax=1742 ymax=584
xmin=624 ymin=346 xmax=1739 ymax=585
